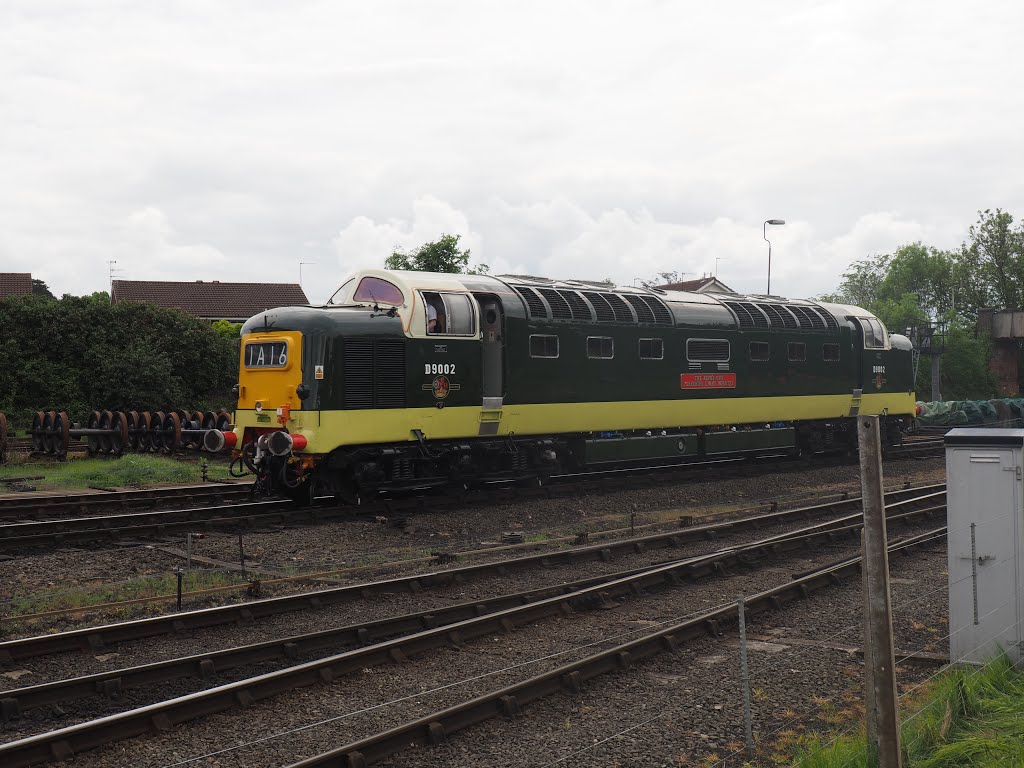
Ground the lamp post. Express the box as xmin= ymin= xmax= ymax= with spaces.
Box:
xmin=763 ymin=219 xmax=785 ymax=295
xmin=715 ymin=257 xmax=727 ymax=278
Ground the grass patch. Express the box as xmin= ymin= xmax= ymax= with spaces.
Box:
xmin=793 ymin=654 xmax=1024 ymax=768
xmin=0 ymin=453 xmax=233 ymax=490
xmin=1 ymin=569 xmax=247 ymax=621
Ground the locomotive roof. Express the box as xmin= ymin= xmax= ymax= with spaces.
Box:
xmin=330 ymin=269 xmax=880 ymax=332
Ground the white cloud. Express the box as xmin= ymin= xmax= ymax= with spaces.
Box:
xmin=2 ymin=1 xmax=1022 ymax=304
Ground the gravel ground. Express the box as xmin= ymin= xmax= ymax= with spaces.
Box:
xmin=0 ymin=457 xmax=945 ymax=633
xmin=0 ymin=510 xmax=878 ymax=697
xmin=28 ymin=520 xmax=947 ymax=768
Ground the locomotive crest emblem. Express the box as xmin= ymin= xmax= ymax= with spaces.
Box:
xmin=421 ymin=374 xmax=461 ymax=399
xmin=874 ymin=372 xmax=886 ymax=390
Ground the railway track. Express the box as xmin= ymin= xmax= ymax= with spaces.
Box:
xmin=0 ymin=483 xmax=251 ymax=522
xmin=0 ymin=485 xmax=946 ymax=766
xmin=0 ymin=482 xmax=944 ymax=658
xmin=0 ymin=443 xmax=945 ymax=550
xmin=287 ymin=526 xmax=943 ymax=768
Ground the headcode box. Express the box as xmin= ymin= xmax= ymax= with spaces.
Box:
xmin=944 ymin=428 xmax=1024 ymax=665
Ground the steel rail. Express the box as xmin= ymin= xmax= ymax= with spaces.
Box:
xmin=0 ymin=484 xmax=944 ymax=662
xmin=0 ymin=518 xmax=946 ymax=767
xmin=0 ymin=496 xmax=947 ymax=721
xmin=0 ymin=483 xmax=250 ymax=522
xmin=285 ymin=527 xmax=947 ymax=768
xmin=0 ymin=499 xmax=301 ymax=548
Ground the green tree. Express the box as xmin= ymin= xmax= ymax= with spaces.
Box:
xmin=954 ymin=209 xmax=1024 ymax=318
xmin=0 ymin=295 xmax=237 ymax=427
xmin=31 ymin=279 xmax=55 ymax=299
xmin=385 ymin=234 xmax=489 ymax=274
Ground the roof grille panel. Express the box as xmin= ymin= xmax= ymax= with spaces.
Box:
xmin=757 ymin=303 xmax=797 ymax=329
xmin=601 ymin=292 xmax=635 ymax=323
xmin=557 ymin=290 xmax=594 ymax=321
xmin=814 ymin=307 xmax=839 ymax=331
xmin=640 ymin=295 xmax=673 ymax=325
xmin=789 ymin=305 xmax=826 ymax=331
xmin=582 ymin=291 xmax=616 ymax=322
xmin=537 ymin=288 xmax=573 ymax=320
xmin=513 ymin=286 xmax=548 ymax=319
xmin=724 ymin=301 xmax=769 ymax=329
xmin=624 ymin=295 xmax=656 ymax=323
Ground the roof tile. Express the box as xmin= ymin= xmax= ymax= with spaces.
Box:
xmin=111 ymin=280 xmax=309 ymax=320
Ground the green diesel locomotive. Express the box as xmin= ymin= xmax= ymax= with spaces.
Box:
xmin=229 ymin=269 xmax=915 ymax=499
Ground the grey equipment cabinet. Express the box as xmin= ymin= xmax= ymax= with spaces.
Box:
xmin=944 ymin=428 xmax=1024 ymax=665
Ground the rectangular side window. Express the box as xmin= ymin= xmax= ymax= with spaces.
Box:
xmin=822 ymin=343 xmax=840 ymax=361
xmin=686 ymin=338 xmax=730 ymax=362
xmin=639 ymin=338 xmax=664 ymax=360
xmin=587 ymin=336 xmax=614 ymax=359
xmin=749 ymin=341 xmax=770 ymax=361
xmin=529 ymin=334 xmax=559 ymax=358
xmin=788 ymin=342 xmax=807 ymax=362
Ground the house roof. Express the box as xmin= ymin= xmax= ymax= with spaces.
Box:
xmin=654 ymin=276 xmax=735 ymax=294
xmin=0 ymin=273 xmax=32 ymax=298
xmin=111 ymin=280 xmax=309 ymax=320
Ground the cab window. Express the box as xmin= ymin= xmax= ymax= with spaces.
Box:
xmin=423 ymin=292 xmax=476 ymax=336
xmin=859 ymin=317 xmax=889 ymax=349
xmin=353 ymin=277 xmax=404 ymax=307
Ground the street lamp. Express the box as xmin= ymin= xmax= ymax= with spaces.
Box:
xmin=715 ymin=257 xmax=727 ymax=278
xmin=763 ymin=219 xmax=785 ymax=295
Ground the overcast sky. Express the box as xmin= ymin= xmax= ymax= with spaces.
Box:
xmin=3 ymin=1 xmax=1022 ymax=303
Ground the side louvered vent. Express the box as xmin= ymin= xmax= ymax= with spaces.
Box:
xmin=537 ymin=288 xmax=573 ymax=320
xmin=641 ymin=295 xmax=673 ymax=324
xmin=374 ymin=338 xmax=406 ymax=408
xmin=513 ymin=286 xmax=548 ymax=318
xmin=789 ymin=305 xmax=826 ymax=331
xmin=724 ymin=301 xmax=769 ymax=329
xmin=557 ymin=290 xmax=594 ymax=321
xmin=624 ymin=295 xmax=656 ymax=323
xmin=602 ymin=292 xmax=635 ymax=323
xmin=343 ymin=339 xmax=374 ymax=409
xmin=581 ymin=291 xmax=616 ymax=322
xmin=758 ymin=303 xmax=798 ymax=329
xmin=344 ymin=338 xmax=406 ymax=409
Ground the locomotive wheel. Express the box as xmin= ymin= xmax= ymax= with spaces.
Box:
xmin=126 ymin=411 xmax=140 ymax=451
xmin=31 ymin=411 xmax=46 ymax=454
xmin=152 ymin=411 xmax=167 ymax=451
xmin=42 ymin=411 xmax=56 ymax=455
xmin=55 ymin=412 xmax=71 ymax=457
xmin=99 ymin=411 xmax=114 ymax=454
xmin=202 ymin=411 xmax=217 ymax=430
xmin=175 ymin=410 xmax=192 ymax=448
xmin=86 ymin=411 xmax=102 ymax=456
xmin=138 ymin=411 xmax=154 ymax=452
xmin=163 ymin=411 xmax=182 ymax=453
xmin=215 ymin=412 xmax=232 ymax=433
xmin=111 ymin=412 xmax=128 ymax=456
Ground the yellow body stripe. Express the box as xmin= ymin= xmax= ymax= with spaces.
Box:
xmin=234 ymin=392 xmax=916 ymax=452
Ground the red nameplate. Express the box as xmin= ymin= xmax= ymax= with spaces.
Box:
xmin=680 ymin=373 xmax=736 ymax=389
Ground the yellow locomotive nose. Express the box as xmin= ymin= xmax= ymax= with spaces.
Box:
xmin=237 ymin=331 xmax=304 ymax=416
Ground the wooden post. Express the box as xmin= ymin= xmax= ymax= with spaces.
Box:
xmin=859 ymin=415 xmax=902 ymax=768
